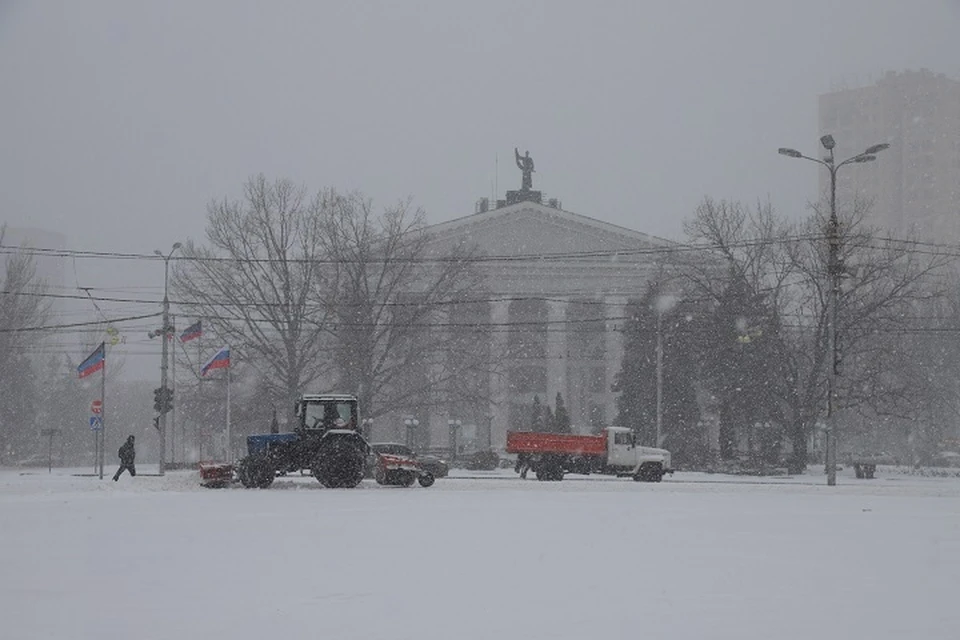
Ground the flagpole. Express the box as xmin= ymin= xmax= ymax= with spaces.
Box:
xmin=197 ymin=337 xmax=202 ymax=463
xmin=99 ymin=342 xmax=106 ymax=480
xmin=225 ymin=357 xmax=231 ymax=463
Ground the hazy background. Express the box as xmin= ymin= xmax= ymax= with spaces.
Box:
xmin=1 ymin=0 xmax=958 ymax=379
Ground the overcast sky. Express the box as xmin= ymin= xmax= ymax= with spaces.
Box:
xmin=1 ymin=0 xmax=958 ymax=376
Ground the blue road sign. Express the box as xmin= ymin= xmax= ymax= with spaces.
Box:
xmin=90 ymin=416 xmax=103 ymax=431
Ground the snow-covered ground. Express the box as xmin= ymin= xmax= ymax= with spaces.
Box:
xmin=2 ymin=467 xmax=958 ymax=640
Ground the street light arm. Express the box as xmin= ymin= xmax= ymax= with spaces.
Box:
xmin=837 ymin=153 xmax=878 ymax=169
xmin=780 ymin=151 xmax=831 ymax=169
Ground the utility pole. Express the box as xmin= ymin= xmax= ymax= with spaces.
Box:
xmin=171 ymin=313 xmax=177 ymax=466
xmin=825 ymin=147 xmax=840 ymax=487
xmin=655 ymin=308 xmax=663 ymax=448
xmin=154 ymin=243 xmax=182 ymax=476
xmin=779 ymin=136 xmax=889 ymax=485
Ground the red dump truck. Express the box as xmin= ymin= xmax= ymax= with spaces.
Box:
xmin=506 ymin=426 xmax=673 ymax=482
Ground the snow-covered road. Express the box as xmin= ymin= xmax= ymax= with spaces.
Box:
xmin=1 ymin=467 xmax=958 ymax=640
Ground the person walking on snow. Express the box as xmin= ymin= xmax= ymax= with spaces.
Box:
xmin=113 ymin=435 xmax=136 ymax=481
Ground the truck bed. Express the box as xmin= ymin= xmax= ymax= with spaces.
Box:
xmin=505 ymin=431 xmax=606 ymax=456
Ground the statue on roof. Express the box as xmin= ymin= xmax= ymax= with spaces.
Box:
xmin=515 ymin=147 xmax=535 ymax=191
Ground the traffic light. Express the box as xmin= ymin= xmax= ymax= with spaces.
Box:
xmin=153 ymin=386 xmax=173 ymax=415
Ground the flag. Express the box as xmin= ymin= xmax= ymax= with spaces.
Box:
xmin=180 ymin=320 xmax=202 ymax=343
xmin=77 ymin=343 xmax=105 ymax=379
xmin=201 ymin=346 xmax=230 ymax=377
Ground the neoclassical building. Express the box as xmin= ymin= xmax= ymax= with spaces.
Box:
xmin=377 ymin=198 xmax=683 ymax=454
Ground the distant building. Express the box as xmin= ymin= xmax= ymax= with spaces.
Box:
xmin=818 ymin=69 xmax=960 ymax=240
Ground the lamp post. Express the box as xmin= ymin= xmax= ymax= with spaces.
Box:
xmin=404 ymin=417 xmax=419 ymax=449
xmin=447 ymin=418 xmax=461 ymax=461
xmin=154 ymin=242 xmax=182 ymax=476
xmin=779 ymin=136 xmax=888 ymax=486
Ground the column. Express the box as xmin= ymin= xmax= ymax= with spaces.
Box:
xmin=605 ymin=296 xmax=628 ymax=427
xmin=546 ymin=298 xmax=568 ymax=409
xmin=488 ymin=300 xmax=510 ymax=449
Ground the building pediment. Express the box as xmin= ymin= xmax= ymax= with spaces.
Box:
xmin=424 ymin=202 xmax=675 ymax=258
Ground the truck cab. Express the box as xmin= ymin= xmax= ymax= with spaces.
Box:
xmin=603 ymin=426 xmax=673 ymax=481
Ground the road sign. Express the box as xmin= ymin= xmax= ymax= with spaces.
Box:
xmin=90 ymin=416 xmax=103 ymax=431
xmin=91 ymin=399 xmax=102 ymax=414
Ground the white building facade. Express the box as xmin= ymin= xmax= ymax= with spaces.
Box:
xmin=373 ymin=200 xmax=684 ymax=455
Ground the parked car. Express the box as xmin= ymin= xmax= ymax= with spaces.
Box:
xmin=932 ymin=451 xmax=960 ymax=468
xmin=460 ymin=450 xmax=500 ymax=471
xmin=416 ymin=452 xmax=450 ymax=478
xmin=365 ymin=443 xmax=449 ymax=479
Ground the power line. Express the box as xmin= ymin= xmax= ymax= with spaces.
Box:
xmin=0 ymin=233 xmax=828 ymax=265
xmin=0 ymin=311 xmax=162 ymax=334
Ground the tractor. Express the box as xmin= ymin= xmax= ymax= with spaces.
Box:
xmin=236 ymin=393 xmax=369 ymax=489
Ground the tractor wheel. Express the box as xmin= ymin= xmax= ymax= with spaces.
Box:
xmin=313 ymin=438 xmax=365 ymax=488
xmin=418 ymin=472 xmax=435 ymax=488
xmin=237 ymin=460 xmax=254 ymax=488
xmin=255 ymin=460 xmax=276 ymax=488
xmin=239 ymin=456 xmax=274 ymax=488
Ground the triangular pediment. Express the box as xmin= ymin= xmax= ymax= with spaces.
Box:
xmin=424 ymin=201 xmax=675 ymax=257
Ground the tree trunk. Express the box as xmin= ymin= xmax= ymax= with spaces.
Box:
xmin=718 ymin=401 xmax=737 ymax=460
xmin=787 ymin=416 xmax=808 ymax=474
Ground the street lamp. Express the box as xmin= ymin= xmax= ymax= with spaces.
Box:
xmin=154 ymin=242 xmax=182 ymax=476
xmin=779 ymin=136 xmax=888 ymax=486
xmin=404 ymin=417 xmax=419 ymax=449
xmin=447 ymin=418 xmax=462 ymax=461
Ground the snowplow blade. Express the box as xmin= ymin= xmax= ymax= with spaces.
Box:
xmin=199 ymin=462 xmax=235 ymax=488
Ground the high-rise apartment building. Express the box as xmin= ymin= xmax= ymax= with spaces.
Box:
xmin=818 ymin=69 xmax=960 ymax=240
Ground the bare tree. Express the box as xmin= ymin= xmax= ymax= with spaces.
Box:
xmin=0 ymin=225 xmax=50 ymax=461
xmin=319 ymin=193 xmax=488 ymax=420
xmin=173 ymin=175 xmax=336 ymax=414
xmin=681 ymin=197 xmax=948 ymax=472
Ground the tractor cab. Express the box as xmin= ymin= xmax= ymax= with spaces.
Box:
xmin=295 ymin=394 xmax=360 ymax=434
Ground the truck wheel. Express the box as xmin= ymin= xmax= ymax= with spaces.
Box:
xmin=536 ymin=455 xmax=564 ymax=481
xmin=418 ymin=472 xmax=435 ymax=488
xmin=634 ymin=463 xmax=662 ymax=483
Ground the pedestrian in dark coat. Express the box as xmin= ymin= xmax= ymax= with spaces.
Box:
xmin=113 ymin=435 xmax=136 ymax=481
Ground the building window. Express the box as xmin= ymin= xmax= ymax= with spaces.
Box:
xmin=567 ymin=298 xmax=606 ymax=361
xmin=509 ymin=365 xmax=547 ymax=394
xmin=588 ymin=366 xmax=606 ymax=393
xmin=507 ymin=299 xmax=547 ymax=359
xmin=589 ymin=404 xmax=606 ymax=430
